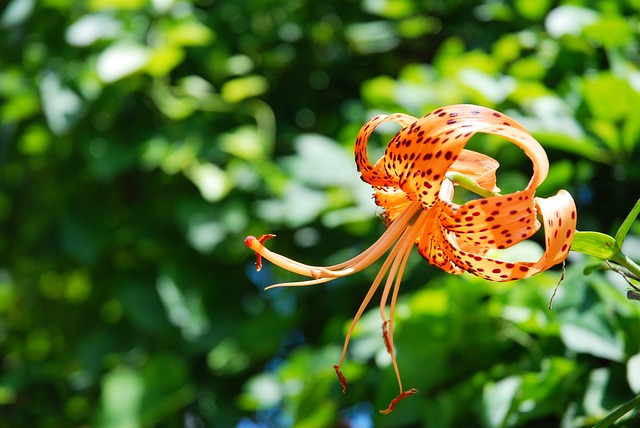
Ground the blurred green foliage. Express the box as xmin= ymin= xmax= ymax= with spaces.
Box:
xmin=1 ymin=0 xmax=640 ymax=426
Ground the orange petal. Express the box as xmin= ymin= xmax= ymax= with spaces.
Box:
xmin=441 ymin=190 xmax=577 ymax=281
xmin=415 ymin=214 xmax=463 ymax=275
xmin=380 ymin=105 xmax=549 ymax=211
xmin=532 ymin=189 xmax=577 ymax=269
xmin=373 ymin=187 xmax=413 ymax=224
xmin=355 ymin=113 xmax=417 ymax=187
xmin=449 ymin=149 xmax=500 ymax=193
xmin=439 ymin=188 xmax=540 ymax=250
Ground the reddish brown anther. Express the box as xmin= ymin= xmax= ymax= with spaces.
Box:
xmin=333 ymin=365 xmax=348 ymax=394
xmin=382 ymin=320 xmax=393 ymax=355
xmin=379 ymin=388 xmax=418 ymax=414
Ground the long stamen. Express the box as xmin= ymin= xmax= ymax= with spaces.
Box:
xmin=380 ymin=237 xmax=419 ymax=414
xmin=245 ymin=200 xmax=426 ymax=413
xmin=245 ymin=202 xmax=421 ymax=286
xmin=332 ymin=206 xmax=426 ymax=409
xmin=333 ymin=252 xmax=396 ymax=395
xmin=334 ymin=224 xmax=410 ymax=375
xmin=264 ymin=277 xmax=334 ymax=290
xmin=378 ymin=211 xmax=428 ymax=398
xmin=324 ymin=203 xmax=421 ymax=271
xmin=380 ymin=226 xmax=417 ymax=388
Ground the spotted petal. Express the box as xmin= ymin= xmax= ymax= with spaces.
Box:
xmin=246 ymin=103 xmax=578 ymax=415
xmin=439 ymin=188 xmax=539 ymax=250
xmin=449 ymin=149 xmax=500 ymax=194
xmin=377 ymin=105 xmax=549 ymax=211
xmin=442 ymin=190 xmax=577 ymax=281
xmin=355 ymin=113 xmax=417 ymax=187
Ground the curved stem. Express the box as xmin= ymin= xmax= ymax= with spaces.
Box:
xmin=611 ymin=252 xmax=640 ymax=282
xmin=445 ymin=171 xmax=501 ymax=198
xmin=593 ymin=392 xmax=640 ymax=428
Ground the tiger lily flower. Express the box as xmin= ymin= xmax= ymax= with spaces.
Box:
xmin=245 ymin=104 xmax=577 ymax=413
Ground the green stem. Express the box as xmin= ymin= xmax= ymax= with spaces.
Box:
xmin=611 ymin=252 xmax=640 ymax=282
xmin=592 ymin=392 xmax=640 ymax=428
xmin=445 ymin=172 xmax=501 ymax=198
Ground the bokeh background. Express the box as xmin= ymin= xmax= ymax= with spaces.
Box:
xmin=2 ymin=0 xmax=640 ymax=426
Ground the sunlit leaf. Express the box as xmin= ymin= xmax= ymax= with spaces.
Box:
xmin=560 ymin=323 xmax=624 ymax=362
xmin=571 ymin=231 xmax=618 ymax=260
xmin=218 ymin=125 xmax=266 ymax=162
xmin=39 ymin=72 xmax=86 ymax=136
xmin=96 ymin=368 xmax=144 ymax=428
xmin=0 ymin=0 xmax=35 ymax=28
xmin=628 ymin=353 xmax=640 ymax=394
xmin=583 ymin=73 xmax=635 ymax=123
xmin=88 ymin=0 xmax=146 ymax=11
xmin=614 ymin=199 xmax=640 ymax=247
xmin=156 ymin=276 xmax=210 ymax=340
xmin=185 ymin=162 xmax=231 ymax=203
xmin=96 ymin=42 xmax=150 ymax=83
xmin=583 ymin=15 xmax=633 ymax=48
xmin=221 ymin=75 xmax=269 ymax=103
xmin=345 ymin=21 xmax=400 ymax=54
xmin=514 ymin=0 xmax=552 ymax=20
xmin=165 ymin=21 xmax=215 ymax=46
xmin=65 ymin=13 xmax=122 ymax=47
xmin=145 ymin=45 xmax=185 ymax=77
xmin=545 ymin=5 xmax=598 ymax=38
xmin=362 ymin=0 xmax=415 ymax=19
xmin=482 ymin=376 xmax=521 ymax=426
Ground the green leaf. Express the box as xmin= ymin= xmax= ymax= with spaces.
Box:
xmin=583 ymin=73 xmax=634 ymax=123
xmin=614 ymin=198 xmax=640 ymax=247
xmin=165 ymin=21 xmax=215 ymax=46
xmin=560 ymin=322 xmax=625 ymax=362
xmin=545 ymin=5 xmax=598 ymax=38
xmin=0 ymin=0 xmax=35 ymax=28
xmin=514 ymin=0 xmax=552 ymax=21
xmin=593 ymin=392 xmax=640 ymax=428
xmin=221 ymin=75 xmax=269 ymax=103
xmin=628 ymin=353 xmax=640 ymax=394
xmin=40 ymin=72 xmax=86 ymax=136
xmin=482 ymin=376 xmax=521 ymax=426
xmin=96 ymin=41 xmax=150 ymax=83
xmin=571 ymin=231 xmax=619 ymax=259
xmin=95 ymin=368 xmax=144 ymax=428
xmin=583 ymin=15 xmax=633 ymax=49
